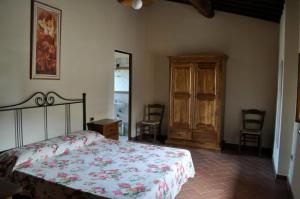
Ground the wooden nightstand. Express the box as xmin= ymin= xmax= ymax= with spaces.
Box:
xmin=0 ymin=179 xmax=22 ymax=199
xmin=87 ymin=119 xmax=121 ymax=141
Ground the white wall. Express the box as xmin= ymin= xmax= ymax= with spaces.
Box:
xmin=273 ymin=6 xmax=286 ymax=175
xmin=0 ymin=0 xmax=154 ymax=150
xmin=289 ymin=124 xmax=300 ymax=199
xmin=272 ymin=0 xmax=300 ymax=198
xmin=272 ymin=0 xmax=299 ymax=176
xmin=288 ymin=1 xmax=300 ymax=197
xmin=144 ymin=0 xmax=279 ymax=148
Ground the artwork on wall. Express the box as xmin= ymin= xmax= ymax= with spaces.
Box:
xmin=30 ymin=1 xmax=61 ymax=80
xmin=296 ymin=54 xmax=300 ymax=122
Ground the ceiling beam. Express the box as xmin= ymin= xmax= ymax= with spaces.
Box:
xmin=214 ymin=4 xmax=280 ymax=22
xmin=188 ymin=0 xmax=215 ymax=18
xmin=165 ymin=0 xmax=284 ymax=22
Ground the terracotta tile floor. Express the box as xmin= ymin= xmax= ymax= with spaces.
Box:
xmin=176 ymin=149 xmax=288 ymax=199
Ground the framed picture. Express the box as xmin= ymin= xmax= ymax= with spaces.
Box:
xmin=296 ymin=54 xmax=300 ymax=122
xmin=30 ymin=1 xmax=61 ymax=80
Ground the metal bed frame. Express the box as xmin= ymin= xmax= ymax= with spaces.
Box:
xmin=0 ymin=91 xmax=86 ymax=148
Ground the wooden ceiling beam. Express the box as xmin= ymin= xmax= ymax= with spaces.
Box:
xmin=188 ymin=0 xmax=215 ymax=18
xmin=166 ymin=0 xmax=190 ymax=5
xmin=214 ymin=4 xmax=280 ymax=22
xmin=214 ymin=1 xmax=281 ymax=16
xmin=213 ymin=0 xmax=283 ymax=11
xmin=166 ymin=0 xmax=284 ymax=22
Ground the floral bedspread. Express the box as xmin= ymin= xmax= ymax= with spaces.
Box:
xmin=0 ymin=131 xmax=103 ymax=179
xmin=0 ymin=131 xmax=195 ymax=199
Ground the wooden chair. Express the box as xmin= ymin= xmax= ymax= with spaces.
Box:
xmin=136 ymin=104 xmax=165 ymax=143
xmin=239 ymin=109 xmax=265 ymax=156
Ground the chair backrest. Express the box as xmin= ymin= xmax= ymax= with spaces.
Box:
xmin=146 ymin=104 xmax=165 ymax=124
xmin=242 ymin=109 xmax=265 ymax=131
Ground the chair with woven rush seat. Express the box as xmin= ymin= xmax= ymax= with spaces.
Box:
xmin=239 ymin=109 xmax=266 ymax=156
xmin=136 ymin=104 xmax=165 ymax=144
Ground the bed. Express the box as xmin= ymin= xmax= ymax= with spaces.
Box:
xmin=0 ymin=92 xmax=195 ymax=199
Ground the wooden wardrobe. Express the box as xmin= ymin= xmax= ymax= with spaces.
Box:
xmin=166 ymin=54 xmax=227 ymax=150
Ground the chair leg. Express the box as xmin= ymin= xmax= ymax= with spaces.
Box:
xmin=153 ymin=128 xmax=157 ymax=144
xmin=136 ymin=123 xmax=138 ymax=141
xmin=141 ymin=126 xmax=145 ymax=141
xmin=157 ymin=125 xmax=161 ymax=143
xmin=139 ymin=125 xmax=145 ymax=141
xmin=243 ymin=134 xmax=246 ymax=150
xmin=239 ymin=133 xmax=242 ymax=154
xmin=258 ymin=135 xmax=262 ymax=157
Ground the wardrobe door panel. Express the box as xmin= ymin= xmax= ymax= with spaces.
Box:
xmin=170 ymin=64 xmax=193 ymax=129
xmin=194 ymin=100 xmax=215 ymax=131
xmin=196 ymin=65 xmax=216 ymax=95
xmin=194 ymin=62 xmax=218 ymax=134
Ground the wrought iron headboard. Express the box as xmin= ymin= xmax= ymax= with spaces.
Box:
xmin=0 ymin=91 xmax=86 ymax=148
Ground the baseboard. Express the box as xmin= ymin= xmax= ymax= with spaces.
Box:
xmin=273 ymin=175 xmax=294 ymax=199
xmin=275 ymin=174 xmax=287 ymax=181
xmin=271 ymin=159 xmax=294 ymax=199
xmin=272 ymin=158 xmax=284 ymax=180
xmin=287 ymin=179 xmax=294 ymax=199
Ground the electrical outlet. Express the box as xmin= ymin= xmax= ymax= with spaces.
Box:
xmin=90 ymin=117 xmax=94 ymax=121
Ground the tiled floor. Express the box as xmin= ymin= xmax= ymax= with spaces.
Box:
xmin=176 ymin=149 xmax=288 ymax=199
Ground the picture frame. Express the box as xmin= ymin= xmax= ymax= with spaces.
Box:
xmin=30 ymin=1 xmax=62 ymax=80
xmin=296 ymin=54 xmax=300 ymax=122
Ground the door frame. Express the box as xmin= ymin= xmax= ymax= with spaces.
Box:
xmin=114 ymin=50 xmax=132 ymax=140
